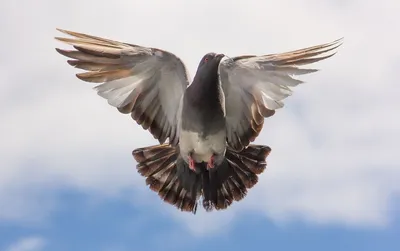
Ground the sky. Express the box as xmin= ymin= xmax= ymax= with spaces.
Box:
xmin=1 ymin=0 xmax=399 ymax=250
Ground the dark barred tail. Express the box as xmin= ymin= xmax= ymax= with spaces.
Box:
xmin=201 ymin=145 xmax=271 ymax=211
xmin=132 ymin=144 xmax=271 ymax=213
xmin=132 ymin=144 xmax=201 ymax=213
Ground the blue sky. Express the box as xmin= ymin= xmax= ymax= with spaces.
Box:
xmin=1 ymin=0 xmax=399 ymax=250
xmin=1 ymin=192 xmax=399 ymax=251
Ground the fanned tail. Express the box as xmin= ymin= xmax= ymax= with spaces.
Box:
xmin=201 ymin=145 xmax=271 ymax=211
xmin=132 ymin=144 xmax=201 ymax=213
xmin=132 ymin=144 xmax=271 ymax=213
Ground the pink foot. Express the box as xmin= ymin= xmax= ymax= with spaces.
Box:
xmin=188 ymin=156 xmax=196 ymax=171
xmin=207 ymin=155 xmax=215 ymax=169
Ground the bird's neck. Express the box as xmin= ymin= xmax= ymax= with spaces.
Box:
xmin=189 ymin=75 xmax=221 ymax=104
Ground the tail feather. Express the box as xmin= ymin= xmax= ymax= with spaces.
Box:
xmin=132 ymin=144 xmax=271 ymax=213
xmin=133 ymin=144 xmax=201 ymax=213
xmin=239 ymin=146 xmax=269 ymax=174
xmin=202 ymin=145 xmax=271 ymax=210
xmin=227 ymin=155 xmax=257 ymax=189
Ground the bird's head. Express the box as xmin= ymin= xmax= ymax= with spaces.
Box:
xmin=193 ymin=52 xmax=225 ymax=84
xmin=198 ymin=52 xmax=225 ymax=68
xmin=195 ymin=52 xmax=225 ymax=77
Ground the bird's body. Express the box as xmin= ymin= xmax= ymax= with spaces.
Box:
xmin=55 ymin=29 xmax=343 ymax=213
xmin=179 ymin=53 xmax=227 ymax=170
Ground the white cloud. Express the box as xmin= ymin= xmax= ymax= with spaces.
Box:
xmin=4 ymin=236 xmax=46 ymax=251
xmin=1 ymin=0 xmax=399 ymax=235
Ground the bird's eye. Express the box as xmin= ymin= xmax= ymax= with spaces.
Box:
xmin=204 ymin=57 xmax=209 ymax=62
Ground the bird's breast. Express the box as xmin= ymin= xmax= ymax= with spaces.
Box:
xmin=179 ymin=130 xmax=226 ymax=162
xmin=180 ymin=85 xmax=226 ymax=135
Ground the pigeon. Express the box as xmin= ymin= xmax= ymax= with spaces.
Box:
xmin=55 ymin=28 xmax=343 ymax=213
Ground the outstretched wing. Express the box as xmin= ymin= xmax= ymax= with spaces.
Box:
xmin=219 ymin=38 xmax=343 ymax=151
xmin=55 ymin=29 xmax=190 ymax=145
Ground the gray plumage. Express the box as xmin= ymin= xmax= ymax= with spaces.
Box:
xmin=179 ymin=53 xmax=227 ymax=170
xmin=55 ymin=29 xmax=343 ymax=213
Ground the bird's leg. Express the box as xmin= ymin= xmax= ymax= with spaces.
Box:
xmin=188 ymin=154 xmax=196 ymax=171
xmin=207 ymin=154 xmax=215 ymax=169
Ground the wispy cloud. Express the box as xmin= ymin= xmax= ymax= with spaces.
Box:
xmin=4 ymin=236 xmax=46 ymax=251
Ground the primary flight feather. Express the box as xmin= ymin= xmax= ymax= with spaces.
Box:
xmin=55 ymin=28 xmax=342 ymax=213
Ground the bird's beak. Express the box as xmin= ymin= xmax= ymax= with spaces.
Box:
xmin=216 ymin=53 xmax=225 ymax=61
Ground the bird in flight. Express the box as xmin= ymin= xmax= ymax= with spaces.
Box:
xmin=55 ymin=29 xmax=342 ymax=213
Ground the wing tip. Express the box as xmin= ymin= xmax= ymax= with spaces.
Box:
xmin=56 ymin=27 xmax=66 ymax=33
xmin=54 ymin=36 xmax=67 ymax=43
xmin=66 ymin=60 xmax=78 ymax=67
xmin=324 ymin=37 xmax=344 ymax=54
xmin=55 ymin=28 xmax=78 ymax=38
xmin=75 ymin=73 xmax=86 ymax=81
xmin=55 ymin=28 xmax=73 ymax=41
xmin=55 ymin=47 xmax=67 ymax=56
xmin=331 ymin=37 xmax=344 ymax=45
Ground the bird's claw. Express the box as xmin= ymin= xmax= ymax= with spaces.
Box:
xmin=188 ymin=156 xmax=196 ymax=171
xmin=207 ymin=155 xmax=215 ymax=169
